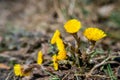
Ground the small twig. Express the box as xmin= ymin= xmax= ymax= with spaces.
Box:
xmin=74 ymin=73 xmax=85 ymax=77
xmin=39 ymin=65 xmax=56 ymax=77
xmin=106 ymin=61 xmax=120 ymax=65
xmin=62 ymin=72 xmax=70 ymax=80
xmin=5 ymin=70 xmax=13 ymax=80
xmin=72 ymin=33 xmax=81 ymax=49
xmin=88 ymin=74 xmax=110 ymax=79
xmin=86 ymin=41 xmax=96 ymax=55
xmin=75 ymin=74 xmax=110 ymax=79
xmin=93 ymin=56 xmax=106 ymax=61
xmin=94 ymin=55 xmax=120 ymax=61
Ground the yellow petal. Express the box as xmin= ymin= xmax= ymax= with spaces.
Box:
xmin=57 ymin=50 xmax=67 ymax=60
xmin=52 ymin=54 xmax=57 ymax=62
xmin=53 ymin=62 xmax=58 ymax=70
xmin=51 ymin=30 xmax=60 ymax=44
xmin=56 ymin=37 xmax=65 ymax=51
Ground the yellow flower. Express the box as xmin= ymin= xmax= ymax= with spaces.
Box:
xmin=14 ymin=64 xmax=23 ymax=76
xmin=14 ymin=64 xmax=30 ymax=77
xmin=64 ymin=19 xmax=82 ymax=33
xmin=83 ymin=27 xmax=107 ymax=41
xmin=53 ymin=62 xmax=58 ymax=70
xmin=56 ymin=37 xmax=65 ymax=51
xmin=52 ymin=54 xmax=58 ymax=70
xmin=51 ymin=30 xmax=60 ymax=44
xmin=57 ymin=50 xmax=67 ymax=60
xmin=37 ymin=51 xmax=43 ymax=65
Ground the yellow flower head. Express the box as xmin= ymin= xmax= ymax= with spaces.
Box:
xmin=56 ymin=37 xmax=65 ymax=51
xmin=14 ymin=64 xmax=23 ymax=76
xmin=53 ymin=62 xmax=58 ymax=70
xmin=51 ymin=30 xmax=60 ymax=44
xmin=83 ymin=27 xmax=107 ymax=41
xmin=37 ymin=51 xmax=43 ymax=65
xmin=64 ymin=19 xmax=82 ymax=33
xmin=14 ymin=64 xmax=30 ymax=77
xmin=52 ymin=54 xmax=57 ymax=62
xmin=57 ymin=50 xmax=67 ymax=60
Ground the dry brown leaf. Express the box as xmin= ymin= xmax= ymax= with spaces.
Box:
xmin=0 ymin=63 xmax=10 ymax=70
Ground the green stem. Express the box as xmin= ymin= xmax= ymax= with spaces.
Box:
xmin=72 ymin=33 xmax=81 ymax=49
xmin=86 ymin=41 xmax=96 ymax=55
xmin=76 ymin=54 xmax=80 ymax=67
xmin=72 ymin=33 xmax=82 ymax=67
xmin=72 ymin=33 xmax=82 ymax=56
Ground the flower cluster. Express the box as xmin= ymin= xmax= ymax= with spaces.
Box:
xmin=51 ymin=19 xmax=106 ymax=70
xmin=13 ymin=19 xmax=107 ymax=77
xmin=64 ymin=19 xmax=106 ymax=42
xmin=51 ymin=30 xmax=67 ymax=70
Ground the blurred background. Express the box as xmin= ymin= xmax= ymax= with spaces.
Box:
xmin=0 ymin=0 xmax=120 ymax=30
xmin=0 ymin=0 xmax=120 ymax=47
xmin=0 ymin=0 xmax=120 ymax=79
